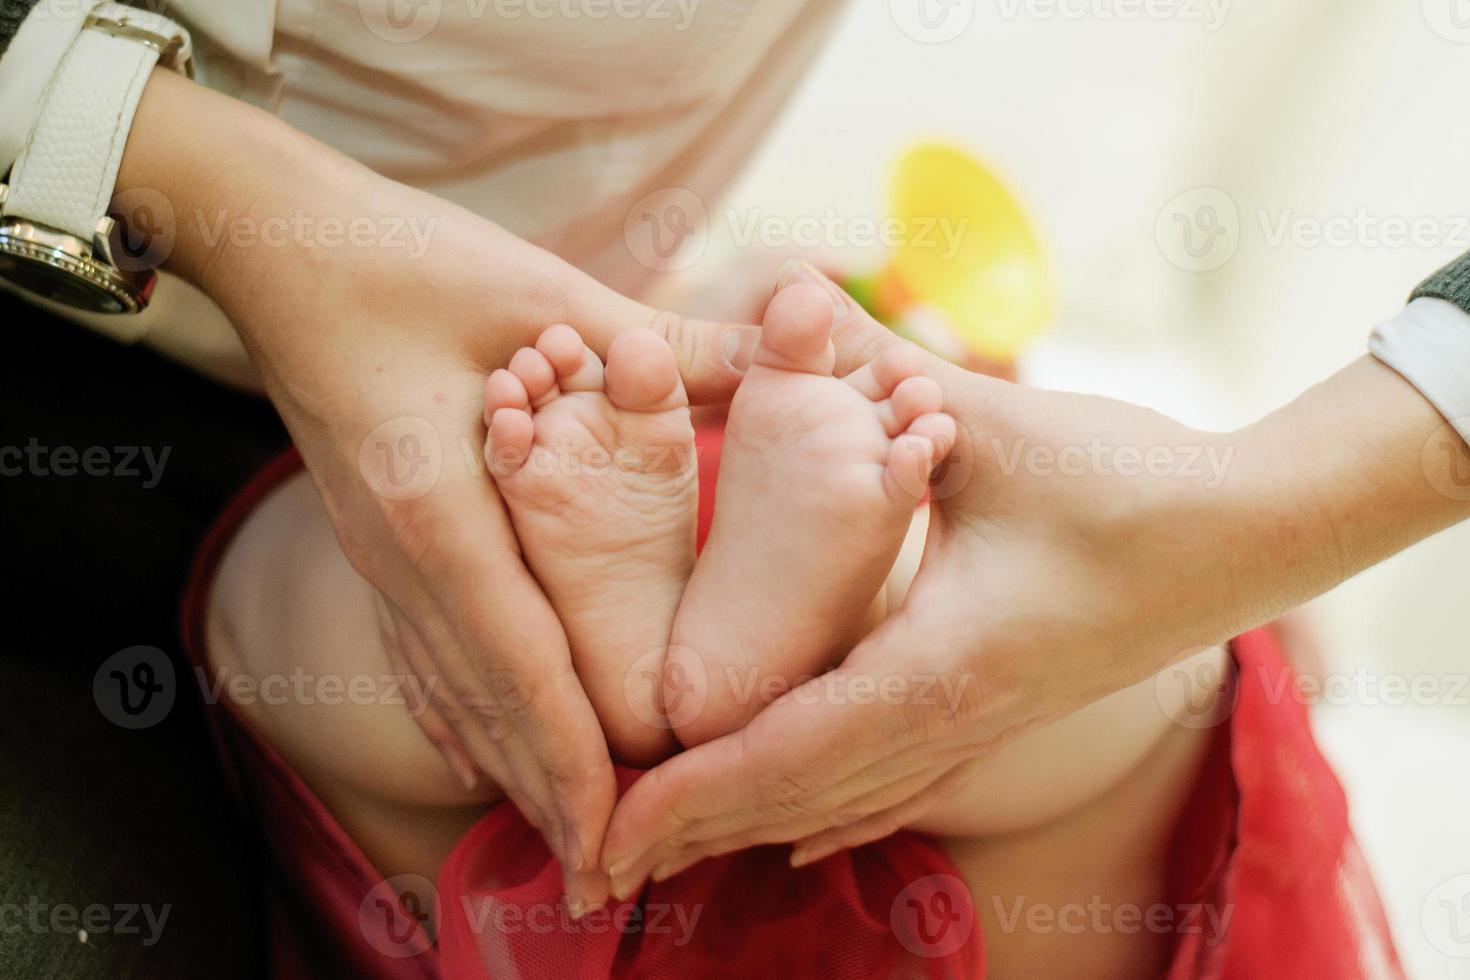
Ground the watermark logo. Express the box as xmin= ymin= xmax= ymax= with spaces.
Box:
xmin=890 ymin=0 xmax=975 ymax=43
xmin=1156 ymin=187 xmax=1240 ymax=272
xmin=32 ymin=0 xmax=176 ymax=21
xmin=93 ymin=646 xmax=175 ymax=730
xmin=1422 ymin=419 xmax=1470 ymax=502
xmin=627 ymin=645 xmax=708 ymax=731
xmin=1423 ymin=874 xmax=1470 ymax=958
xmin=1154 ymin=648 xmax=1237 ymax=729
xmin=624 ymin=187 xmax=708 ymax=273
xmin=926 ymin=418 xmax=977 ymax=501
xmin=360 ymin=874 xmax=439 ymax=958
xmin=359 ymin=416 xmax=443 ymax=501
xmin=891 ymin=874 xmax=975 ymax=958
xmin=109 ymin=187 xmax=176 ymax=273
xmin=359 ymin=0 xmax=443 ymax=43
xmin=1422 ymin=0 xmax=1470 ymax=43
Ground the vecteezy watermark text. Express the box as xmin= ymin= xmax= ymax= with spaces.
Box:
xmin=994 ymin=0 xmax=1231 ymax=31
xmin=0 ymin=439 xmax=170 ymax=489
xmin=0 ymin=899 xmax=171 ymax=948
xmin=992 ymin=896 xmax=1232 ymax=946
xmin=460 ymin=899 xmax=703 ymax=944
xmin=989 ymin=437 xmax=1235 ymax=489
xmin=192 ymin=210 xmax=438 ymax=261
xmin=357 ymin=0 xmax=703 ymax=45
xmin=1157 ymin=187 xmax=1470 ymax=273
xmin=193 ymin=666 xmax=441 ymax=715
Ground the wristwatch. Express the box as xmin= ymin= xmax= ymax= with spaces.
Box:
xmin=0 ymin=3 xmax=193 ymax=314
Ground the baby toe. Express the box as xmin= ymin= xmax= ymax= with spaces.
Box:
xmin=485 ymin=406 xmax=535 ymax=477
xmin=755 ymin=282 xmax=837 ymax=375
xmin=884 ymin=413 xmax=955 ymax=502
xmin=484 ymin=368 xmax=529 ymax=426
xmin=509 ymin=346 xmax=560 ymax=406
xmin=536 ymin=324 xmax=601 ymax=391
xmin=842 ymin=339 xmax=926 ymax=401
xmin=605 ymin=329 xmax=686 ymax=413
xmin=880 ymin=376 xmax=944 ymax=436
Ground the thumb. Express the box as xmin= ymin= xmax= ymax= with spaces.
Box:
xmin=562 ymin=277 xmax=758 ymax=406
xmin=643 ymin=310 xmax=759 ymax=406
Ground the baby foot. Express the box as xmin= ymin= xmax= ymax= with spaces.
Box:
xmin=665 ymin=282 xmax=955 ymax=747
xmin=484 ymin=325 xmax=697 ymax=766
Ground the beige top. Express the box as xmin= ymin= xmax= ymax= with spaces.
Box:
xmin=12 ymin=0 xmax=841 ymax=388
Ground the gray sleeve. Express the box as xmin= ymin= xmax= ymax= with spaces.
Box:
xmin=0 ymin=0 xmax=105 ymax=171
xmin=1411 ymin=250 xmax=1470 ymax=316
xmin=0 ymin=1 xmax=45 ymax=58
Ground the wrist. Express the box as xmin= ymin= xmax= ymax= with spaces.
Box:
xmin=1210 ymin=418 xmax=1342 ymax=633
xmin=1223 ymin=355 xmax=1470 ymax=629
xmin=1097 ymin=425 xmax=1283 ymax=656
xmin=116 ymin=69 xmax=362 ymax=314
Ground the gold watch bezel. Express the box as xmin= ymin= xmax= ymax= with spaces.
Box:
xmin=0 ymin=192 xmax=157 ymax=314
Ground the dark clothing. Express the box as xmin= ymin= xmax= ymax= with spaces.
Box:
xmin=0 ymin=294 xmax=285 ymax=978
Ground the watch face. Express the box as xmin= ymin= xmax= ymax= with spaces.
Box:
xmin=0 ymin=249 xmax=129 ymax=313
xmin=0 ymin=234 xmax=149 ymax=314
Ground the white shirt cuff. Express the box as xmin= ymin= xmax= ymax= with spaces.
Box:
xmin=1369 ymin=297 xmax=1470 ymax=446
xmin=0 ymin=0 xmax=106 ymax=171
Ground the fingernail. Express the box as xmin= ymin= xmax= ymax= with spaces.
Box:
xmin=774 ymin=259 xmax=854 ymax=325
xmin=722 ymin=327 xmax=757 ymax=372
xmin=774 ymin=257 xmax=805 ymax=291
xmin=443 ymin=744 xmax=478 ymax=792
xmin=789 ymin=848 xmax=815 ymax=868
xmin=564 ymin=867 xmax=611 ymax=921
xmin=609 ymin=873 xmax=642 ymax=902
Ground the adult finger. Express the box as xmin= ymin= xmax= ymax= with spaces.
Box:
xmin=370 ymin=438 xmax=618 ymax=875
xmin=603 ymin=659 xmax=956 ymax=881
xmin=644 ymin=763 xmax=956 ymax=886
xmin=787 ymin=765 xmax=974 ymax=867
xmin=374 ymin=594 xmax=480 ymax=791
xmin=558 ymin=271 xmax=758 ymax=406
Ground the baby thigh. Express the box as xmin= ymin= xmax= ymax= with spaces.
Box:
xmin=206 ymin=474 xmax=500 ymax=875
xmin=901 ymin=646 xmax=1227 ymax=977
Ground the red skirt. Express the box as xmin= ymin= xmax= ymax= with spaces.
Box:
xmin=180 ymin=431 xmax=1403 ymax=979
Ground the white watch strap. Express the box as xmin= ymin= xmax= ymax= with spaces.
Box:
xmin=4 ymin=4 xmax=189 ymax=242
xmin=1370 ymin=297 xmax=1470 ymax=447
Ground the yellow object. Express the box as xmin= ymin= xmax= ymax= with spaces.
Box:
xmin=883 ymin=142 xmax=1050 ymax=361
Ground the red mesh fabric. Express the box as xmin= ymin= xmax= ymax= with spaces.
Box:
xmin=436 ymin=769 xmax=980 ymax=979
xmin=182 ymin=428 xmax=1404 ymax=979
xmin=1164 ymin=629 xmax=1404 ymax=980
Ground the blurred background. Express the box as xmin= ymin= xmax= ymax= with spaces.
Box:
xmin=648 ymin=1 xmax=1470 ymax=975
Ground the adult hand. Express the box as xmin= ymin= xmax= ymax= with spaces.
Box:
xmin=121 ymin=71 xmax=758 ymax=909
xmin=600 ymin=261 xmax=1470 ymax=895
